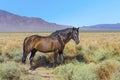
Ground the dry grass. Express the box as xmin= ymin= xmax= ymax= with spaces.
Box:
xmin=0 ymin=32 xmax=120 ymax=64
xmin=0 ymin=32 xmax=120 ymax=80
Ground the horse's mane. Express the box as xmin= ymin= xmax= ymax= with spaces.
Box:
xmin=50 ymin=28 xmax=72 ymax=37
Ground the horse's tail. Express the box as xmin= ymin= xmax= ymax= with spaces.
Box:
xmin=22 ymin=37 xmax=30 ymax=64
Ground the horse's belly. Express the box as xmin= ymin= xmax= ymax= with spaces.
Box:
xmin=34 ymin=40 xmax=60 ymax=52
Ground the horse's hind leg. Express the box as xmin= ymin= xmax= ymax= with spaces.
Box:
xmin=22 ymin=50 xmax=30 ymax=64
xmin=29 ymin=49 xmax=37 ymax=70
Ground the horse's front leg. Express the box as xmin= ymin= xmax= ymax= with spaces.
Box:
xmin=53 ymin=50 xmax=58 ymax=67
xmin=59 ymin=52 xmax=64 ymax=65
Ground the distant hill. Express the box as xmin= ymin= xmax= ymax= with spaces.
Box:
xmin=80 ymin=23 xmax=120 ymax=31
xmin=0 ymin=10 xmax=72 ymax=32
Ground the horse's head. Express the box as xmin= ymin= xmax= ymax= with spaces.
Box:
xmin=71 ymin=27 xmax=80 ymax=44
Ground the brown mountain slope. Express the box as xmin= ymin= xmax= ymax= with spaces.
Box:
xmin=0 ymin=10 xmax=72 ymax=32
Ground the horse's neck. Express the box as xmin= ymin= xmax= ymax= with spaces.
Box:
xmin=62 ymin=33 xmax=72 ymax=44
xmin=51 ymin=29 xmax=72 ymax=45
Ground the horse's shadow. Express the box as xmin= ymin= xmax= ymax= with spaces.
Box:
xmin=32 ymin=54 xmax=85 ymax=70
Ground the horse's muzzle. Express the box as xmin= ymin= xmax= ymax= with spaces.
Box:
xmin=76 ymin=40 xmax=80 ymax=44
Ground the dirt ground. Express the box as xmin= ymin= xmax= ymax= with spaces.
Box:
xmin=25 ymin=65 xmax=60 ymax=80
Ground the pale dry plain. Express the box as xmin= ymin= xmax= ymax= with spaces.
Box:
xmin=0 ymin=32 xmax=120 ymax=80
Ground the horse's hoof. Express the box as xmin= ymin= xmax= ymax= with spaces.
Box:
xmin=53 ymin=64 xmax=57 ymax=68
xmin=29 ymin=67 xmax=35 ymax=70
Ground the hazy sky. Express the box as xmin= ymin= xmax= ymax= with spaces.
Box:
xmin=0 ymin=0 xmax=120 ymax=27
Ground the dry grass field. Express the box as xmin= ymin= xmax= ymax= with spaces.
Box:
xmin=0 ymin=32 xmax=120 ymax=80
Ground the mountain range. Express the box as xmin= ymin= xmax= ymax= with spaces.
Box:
xmin=0 ymin=9 xmax=120 ymax=32
xmin=82 ymin=23 xmax=120 ymax=31
xmin=0 ymin=10 xmax=72 ymax=32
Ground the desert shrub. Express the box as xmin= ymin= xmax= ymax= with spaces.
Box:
xmin=71 ymin=63 xmax=97 ymax=80
xmin=93 ymin=49 xmax=108 ymax=62
xmin=5 ymin=48 xmax=22 ymax=63
xmin=92 ymin=48 xmax=120 ymax=63
xmin=0 ymin=47 xmax=2 ymax=56
xmin=13 ymin=55 xmax=22 ymax=62
xmin=64 ymin=41 xmax=77 ymax=56
xmin=8 ymin=48 xmax=22 ymax=58
xmin=0 ymin=62 xmax=21 ymax=80
xmin=1 ymin=42 xmax=22 ymax=63
xmin=1 ymin=41 xmax=21 ymax=56
xmin=111 ymin=62 xmax=120 ymax=80
xmin=76 ymin=43 xmax=120 ymax=63
xmin=54 ymin=63 xmax=75 ymax=80
xmin=111 ymin=56 xmax=120 ymax=62
xmin=54 ymin=60 xmax=120 ymax=80
xmin=0 ymin=55 xmax=9 ymax=63
xmin=76 ymin=44 xmax=83 ymax=51
xmin=20 ymin=65 xmax=28 ymax=74
xmin=54 ymin=61 xmax=97 ymax=80
xmin=77 ymin=46 xmax=95 ymax=63
xmin=0 ymin=48 xmax=22 ymax=63
xmin=95 ymin=60 xmax=118 ymax=80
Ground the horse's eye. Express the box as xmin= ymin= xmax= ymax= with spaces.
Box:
xmin=73 ymin=31 xmax=77 ymax=37
xmin=75 ymin=31 xmax=78 ymax=34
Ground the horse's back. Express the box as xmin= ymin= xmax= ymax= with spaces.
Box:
xmin=23 ymin=35 xmax=61 ymax=52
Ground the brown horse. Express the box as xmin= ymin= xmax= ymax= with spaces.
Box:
xmin=22 ymin=27 xmax=80 ymax=70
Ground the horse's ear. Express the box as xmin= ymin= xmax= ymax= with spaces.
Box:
xmin=77 ymin=27 xmax=80 ymax=31
xmin=72 ymin=27 xmax=76 ymax=30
